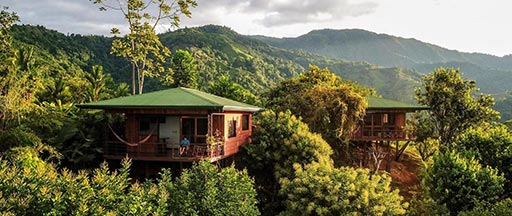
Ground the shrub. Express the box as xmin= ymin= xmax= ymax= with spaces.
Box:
xmin=279 ymin=162 xmax=407 ymax=216
xmin=423 ymin=151 xmax=505 ymax=213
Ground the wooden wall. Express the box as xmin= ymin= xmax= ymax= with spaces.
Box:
xmin=223 ymin=112 xmax=253 ymax=157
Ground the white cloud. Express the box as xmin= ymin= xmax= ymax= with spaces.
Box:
xmin=3 ymin=0 xmax=512 ymax=56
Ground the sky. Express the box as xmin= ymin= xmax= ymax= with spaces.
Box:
xmin=4 ymin=0 xmax=512 ymax=56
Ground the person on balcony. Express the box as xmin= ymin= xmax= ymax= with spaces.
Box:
xmin=180 ymin=136 xmax=190 ymax=155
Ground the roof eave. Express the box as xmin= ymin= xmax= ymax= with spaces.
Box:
xmin=76 ymin=104 xmax=224 ymax=110
xmin=222 ymin=105 xmax=263 ymax=113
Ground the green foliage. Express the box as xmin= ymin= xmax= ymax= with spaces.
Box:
xmin=0 ymin=7 xmax=18 ymax=55
xmin=207 ymin=75 xmax=259 ymax=105
xmin=415 ymin=67 xmax=500 ymax=147
xmin=0 ymin=150 xmax=259 ymax=215
xmin=256 ymin=29 xmax=512 ymax=97
xmin=423 ymin=150 xmax=505 ymax=214
xmin=454 ymin=124 xmax=512 ymax=194
xmin=91 ymin=0 xmax=197 ymax=94
xmin=85 ymin=65 xmax=111 ymax=102
xmin=459 ymin=198 xmax=512 ymax=216
xmin=495 ymin=92 xmax=512 ymax=122
xmin=0 ymin=149 xmax=162 ymax=215
xmin=279 ymin=162 xmax=407 ymax=216
xmin=265 ymin=65 xmax=369 ymax=161
xmin=245 ymin=110 xmax=333 ymax=180
xmin=408 ymin=112 xmax=440 ymax=161
xmin=414 ymin=138 xmax=439 ymax=162
xmin=168 ymin=49 xmax=198 ymax=88
xmin=242 ymin=110 xmax=333 ymax=214
xmin=406 ymin=191 xmax=450 ymax=216
xmin=166 ymin=160 xmax=259 ymax=216
xmin=11 ymin=24 xmax=427 ymax=102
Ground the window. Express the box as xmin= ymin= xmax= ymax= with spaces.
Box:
xmin=139 ymin=117 xmax=158 ymax=135
xmin=181 ymin=117 xmax=208 ymax=143
xmin=373 ymin=114 xmax=382 ymax=126
xmin=197 ymin=118 xmax=208 ymax=135
xmin=242 ymin=115 xmax=249 ymax=131
xmin=228 ymin=119 xmax=237 ymax=138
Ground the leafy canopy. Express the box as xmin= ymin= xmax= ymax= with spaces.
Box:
xmin=415 ymin=67 xmax=500 ymax=146
xmin=279 ymin=162 xmax=407 ymax=216
xmin=0 ymin=148 xmax=259 ymax=216
xmin=265 ymin=65 xmax=370 ymax=155
xmin=242 ymin=110 xmax=333 ymax=214
xmin=207 ymin=75 xmax=259 ymax=105
xmin=168 ymin=49 xmax=198 ymax=89
xmin=91 ymin=0 xmax=197 ymax=94
xmin=422 ymin=150 xmax=505 ymax=214
xmin=454 ymin=124 xmax=512 ymax=195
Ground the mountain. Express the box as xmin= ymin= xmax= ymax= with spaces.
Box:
xmin=12 ymin=24 xmax=512 ymax=119
xmin=11 ymin=24 xmax=422 ymax=101
xmin=253 ymin=29 xmax=512 ymax=94
xmin=253 ymin=29 xmax=512 ymax=69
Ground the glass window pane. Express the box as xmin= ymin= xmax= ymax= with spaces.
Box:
xmin=242 ymin=115 xmax=249 ymax=131
xmin=197 ymin=118 xmax=208 ymax=136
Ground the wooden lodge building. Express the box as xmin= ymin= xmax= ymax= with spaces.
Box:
xmin=352 ymin=96 xmax=428 ymax=141
xmin=78 ymin=87 xmax=261 ymax=178
xmin=79 ymin=88 xmax=425 ymax=177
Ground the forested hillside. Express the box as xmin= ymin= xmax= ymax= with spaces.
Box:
xmin=11 ymin=24 xmax=422 ymax=101
xmin=254 ymin=29 xmax=512 ymax=95
xmin=253 ymin=28 xmax=512 ymax=69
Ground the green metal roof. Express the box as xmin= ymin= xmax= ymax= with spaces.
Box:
xmin=367 ymin=96 xmax=428 ymax=110
xmin=77 ymin=87 xmax=262 ymax=112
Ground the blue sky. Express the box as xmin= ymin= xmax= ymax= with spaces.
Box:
xmin=4 ymin=0 xmax=512 ymax=56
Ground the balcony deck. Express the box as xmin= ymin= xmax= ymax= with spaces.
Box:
xmin=103 ymin=142 xmax=225 ymax=162
xmin=351 ymin=126 xmax=413 ymax=141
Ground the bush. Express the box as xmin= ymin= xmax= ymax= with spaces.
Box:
xmin=244 ymin=110 xmax=333 ymax=179
xmin=279 ymin=162 xmax=407 ymax=215
xmin=455 ymin=124 xmax=512 ymax=194
xmin=242 ymin=110 xmax=333 ymax=214
xmin=459 ymin=198 xmax=512 ymax=216
xmin=166 ymin=161 xmax=259 ymax=216
xmin=423 ymin=150 xmax=505 ymax=214
xmin=0 ymin=148 xmax=259 ymax=215
xmin=406 ymin=191 xmax=450 ymax=216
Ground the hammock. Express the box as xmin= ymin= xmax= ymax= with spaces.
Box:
xmin=108 ymin=124 xmax=156 ymax=147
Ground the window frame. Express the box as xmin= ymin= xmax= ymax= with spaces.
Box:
xmin=242 ymin=114 xmax=249 ymax=131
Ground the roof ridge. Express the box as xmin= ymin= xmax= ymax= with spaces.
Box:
xmin=181 ymin=87 xmax=258 ymax=108
xmin=180 ymin=87 xmax=223 ymax=106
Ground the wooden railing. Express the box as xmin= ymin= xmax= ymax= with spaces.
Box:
xmin=103 ymin=141 xmax=224 ymax=162
xmin=352 ymin=125 xmax=413 ymax=141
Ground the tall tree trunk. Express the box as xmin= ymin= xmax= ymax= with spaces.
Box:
xmin=131 ymin=62 xmax=136 ymax=95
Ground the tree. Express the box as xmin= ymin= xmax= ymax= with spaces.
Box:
xmin=279 ymin=162 xmax=407 ymax=216
xmin=459 ymin=198 xmax=512 ymax=216
xmin=91 ymin=0 xmax=198 ymax=95
xmin=207 ymin=75 xmax=259 ymax=105
xmin=265 ymin=65 xmax=369 ymax=162
xmin=0 ymin=7 xmax=18 ymax=57
xmin=454 ymin=124 xmax=512 ymax=195
xmin=422 ymin=150 xmax=505 ymax=214
xmin=166 ymin=160 xmax=259 ymax=215
xmin=0 ymin=149 xmax=259 ymax=215
xmin=169 ymin=49 xmax=198 ymax=88
xmin=408 ymin=112 xmax=439 ymax=161
xmin=85 ymin=65 xmax=108 ymax=102
xmin=242 ymin=110 xmax=333 ymax=214
xmin=415 ymin=67 xmax=500 ymax=147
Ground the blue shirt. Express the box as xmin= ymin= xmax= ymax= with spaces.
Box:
xmin=181 ymin=139 xmax=190 ymax=146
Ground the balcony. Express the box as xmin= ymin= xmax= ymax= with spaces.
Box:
xmin=103 ymin=141 xmax=225 ymax=162
xmin=352 ymin=125 xmax=413 ymax=141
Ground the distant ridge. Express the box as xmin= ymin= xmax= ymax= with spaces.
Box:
xmin=252 ymin=28 xmax=512 ymax=69
xmin=252 ymin=28 xmax=512 ymax=94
